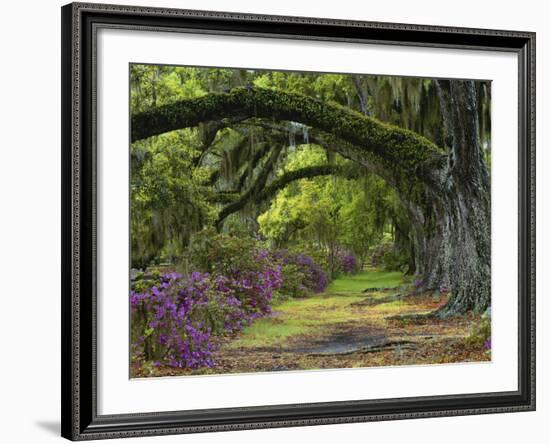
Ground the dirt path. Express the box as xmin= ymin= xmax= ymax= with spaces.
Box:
xmin=149 ymin=270 xmax=489 ymax=377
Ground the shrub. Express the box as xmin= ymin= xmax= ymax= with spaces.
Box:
xmin=130 ymin=258 xmax=283 ymax=369
xmin=130 ymin=272 xmax=218 ymax=369
xmin=225 ymin=248 xmax=283 ymax=315
xmin=272 ymin=250 xmax=328 ymax=294
xmin=275 ymin=263 xmax=308 ymax=300
xmin=188 ymin=230 xmax=283 ymax=312
xmin=368 ymin=239 xmax=410 ymax=272
xmin=295 ymin=254 xmax=328 ymax=292
xmin=188 ymin=229 xmax=259 ymax=276
xmin=466 ymin=308 xmax=491 ymax=352
xmin=290 ymin=244 xmax=330 ymax=276
xmin=335 ymin=249 xmax=359 ymax=274
xmin=380 ymin=249 xmax=409 ymax=272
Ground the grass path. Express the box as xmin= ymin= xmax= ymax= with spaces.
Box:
xmin=226 ymin=270 xmax=404 ymax=350
xmin=327 ymin=270 xmax=403 ymax=292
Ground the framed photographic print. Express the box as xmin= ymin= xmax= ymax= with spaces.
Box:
xmin=61 ymin=2 xmax=536 ymax=440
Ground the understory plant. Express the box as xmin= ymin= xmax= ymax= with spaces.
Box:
xmin=131 ymin=248 xmax=283 ymax=369
xmin=466 ymin=307 xmax=491 ymax=354
xmin=131 ymin=272 xmax=217 ymax=369
xmin=271 ymin=249 xmax=328 ymax=294
xmin=335 ymin=248 xmax=360 ymax=275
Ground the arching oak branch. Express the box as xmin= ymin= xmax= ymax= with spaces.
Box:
xmin=131 ymin=87 xmax=444 ymax=174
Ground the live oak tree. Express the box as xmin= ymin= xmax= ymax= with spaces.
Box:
xmin=131 ymin=80 xmax=490 ymax=317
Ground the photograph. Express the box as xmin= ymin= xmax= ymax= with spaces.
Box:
xmin=129 ymin=65 xmax=493 ymax=378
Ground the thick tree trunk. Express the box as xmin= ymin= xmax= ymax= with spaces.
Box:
xmin=423 ymin=80 xmax=491 ymax=316
xmin=431 ymin=187 xmax=490 ymax=315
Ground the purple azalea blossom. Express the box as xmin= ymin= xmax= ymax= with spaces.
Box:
xmin=130 ymin=249 xmax=283 ymax=369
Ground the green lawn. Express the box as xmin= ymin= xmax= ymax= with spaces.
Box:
xmin=327 ymin=270 xmax=404 ymax=293
xmin=225 ymin=270 xmax=404 ymax=349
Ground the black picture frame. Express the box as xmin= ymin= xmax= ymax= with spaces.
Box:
xmin=61 ymin=2 xmax=536 ymax=440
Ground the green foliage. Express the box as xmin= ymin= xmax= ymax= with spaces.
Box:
xmin=369 ymin=239 xmax=410 ymax=272
xmin=381 ymin=249 xmax=410 ymax=272
xmin=130 ymin=132 xmax=216 ymax=268
xmin=275 ymin=263 xmax=308 ymax=301
xmin=188 ymin=228 xmax=260 ymax=275
xmin=258 ymin=146 xmax=409 ymax=275
xmin=466 ymin=310 xmax=492 ymax=348
xmin=327 ymin=270 xmax=403 ymax=292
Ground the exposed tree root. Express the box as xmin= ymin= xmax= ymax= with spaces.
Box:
xmin=351 ymin=293 xmax=403 ymax=307
xmin=362 ymin=287 xmax=402 ymax=294
xmin=386 ymin=303 xmax=466 ymax=321
xmin=386 ymin=311 xmax=439 ymax=322
xmin=305 ymin=340 xmax=415 ymax=357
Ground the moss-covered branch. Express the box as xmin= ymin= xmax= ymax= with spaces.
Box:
xmin=230 ymin=119 xmax=429 ymax=198
xmin=131 ymin=87 xmax=444 ymax=174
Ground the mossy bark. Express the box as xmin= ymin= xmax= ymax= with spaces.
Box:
xmin=424 ymin=80 xmax=491 ymax=316
xmin=131 ymin=87 xmax=445 ymax=178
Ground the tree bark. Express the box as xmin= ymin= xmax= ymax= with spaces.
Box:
xmin=423 ymin=80 xmax=491 ymax=315
xmin=131 ymin=87 xmax=445 ymax=179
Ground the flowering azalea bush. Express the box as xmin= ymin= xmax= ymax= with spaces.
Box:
xmin=189 ymin=231 xmax=283 ymax=314
xmin=272 ymin=249 xmax=328 ymax=294
xmin=131 ymin=243 xmax=283 ymax=369
xmin=293 ymin=253 xmax=328 ymax=293
xmin=336 ymin=249 xmax=359 ymax=275
xmin=130 ymin=272 xmax=217 ymax=369
xmin=224 ymin=249 xmax=283 ymax=316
